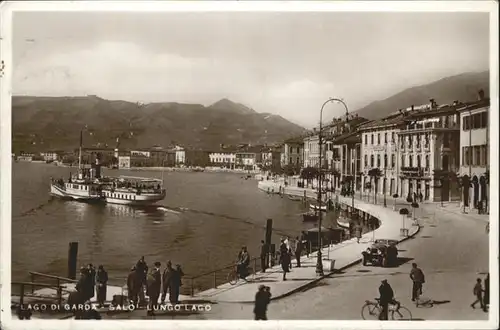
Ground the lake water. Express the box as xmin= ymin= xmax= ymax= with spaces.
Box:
xmin=12 ymin=162 xmax=345 ymax=292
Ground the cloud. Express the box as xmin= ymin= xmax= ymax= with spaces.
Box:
xmin=12 ymin=11 xmax=490 ymax=128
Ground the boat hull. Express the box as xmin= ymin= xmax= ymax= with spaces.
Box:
xmin=103 ymin=195 xmax=165 ymax=206
xmin=309 ymin=204 xmax=327 ymax=212
xmin=50 ymin=184 xmax=102 ymax=202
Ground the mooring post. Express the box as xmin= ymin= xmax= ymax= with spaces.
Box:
xmin=68 ymin=242 xmax=78 ymax=280
xmin=265 ymin=219 xmax=273 ymax=270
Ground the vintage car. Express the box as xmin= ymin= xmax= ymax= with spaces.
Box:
xmin=362 ymin=239 xmax=399 ymax=267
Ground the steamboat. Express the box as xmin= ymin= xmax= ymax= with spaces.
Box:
xmin=50 ymin=131 xmax=166 ymax=206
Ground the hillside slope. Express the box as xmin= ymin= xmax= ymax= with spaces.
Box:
xmin=353 ymin=71 xmax=490 ymax=119
xmin=12 ymin=96 xmax=307 ymax=152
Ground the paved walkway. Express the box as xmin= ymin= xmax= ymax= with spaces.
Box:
xmin=188 ymin=182 xmax=420 ymax=303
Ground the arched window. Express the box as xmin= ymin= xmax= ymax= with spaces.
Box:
xmin=384 ymin=154 xmax=388 ymax=168
xmin=371 ymin=134 xmax=374 ymax=144
xmin=364 ymin=135 xmax=368 ymax=144
xmin=425 ymin=155 xmax=429 ymax=169
xmin=384 ymin=133 xmax=388 ymax=144
xmin=401 ymin=155 xmax=405 ymax=167
xmin=377 ymin=155 xmax=381 ymax=167
xmin=370 ymin=155 xmax=374 ymax=167
xmin=417 ymin=155 xmax=421 ymax=168
xmin=391 ymin=154 xmax=395 ymax=168
xmin=364 ymin=155 xmax=368 ymax=166
xmin=377 ymin=133 xmax=381 ymax=145
xmin=409 ymin=155 xmax=413 ymax=167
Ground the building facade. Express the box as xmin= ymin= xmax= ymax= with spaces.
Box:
xmin=458 ymin=96 xmax=489 ymax=211
xmin=209 ymin=151 xmax=237 ymax=168
xmin=118 ymin=156 xmax=131 ymax=169
xmin=360 ymin=115 xmax=402 ymax=198
xmin=398 ymin=103 xmax=461 ymax=202
xmin=281 ymin=138 xmax=304 ymax=168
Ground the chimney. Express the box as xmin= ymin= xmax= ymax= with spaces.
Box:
xmin=478 ymin=89 xmax=485 ymax=100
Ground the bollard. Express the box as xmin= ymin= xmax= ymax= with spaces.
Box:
xmin=20 ymin=283 xmax=25 ymax=307
xmin=30 ymin=273 xmax=34 ymax=294
xmin=67 ymin=242 xmax=78 ymax=280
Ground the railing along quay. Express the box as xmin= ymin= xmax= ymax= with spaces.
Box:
xmin=12 ymin=272 xmax=78 ymax=308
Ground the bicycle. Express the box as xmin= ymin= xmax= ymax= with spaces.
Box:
xmin=361 ymin=298 xmax=413 ymax=320
xmin=227 ymin=265 xmax=253 ymax=285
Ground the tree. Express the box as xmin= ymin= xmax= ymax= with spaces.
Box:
xmin=300 ymin=166 xmax=319 ymax=187
xmin=368 ymin=168 xmax=382 ymax=204
xmin=283 ymin=164 xmax=296 ymax=177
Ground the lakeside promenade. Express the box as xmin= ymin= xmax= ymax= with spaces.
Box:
xmin=13 ymin=178 xmax=422 ymax=319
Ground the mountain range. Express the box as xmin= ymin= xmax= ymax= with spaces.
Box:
xmin=12 ymin=96 xmax=307 ymax=153
xmin=353 ymin=71 xmax=489 ymax=119
xmin=12 ymin=70 xmax=490 ymax=153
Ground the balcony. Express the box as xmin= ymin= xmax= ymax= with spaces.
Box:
xmin=400 ymin=166 xmax=427 ymax=178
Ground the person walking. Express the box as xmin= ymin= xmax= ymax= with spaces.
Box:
xmin=410 ymin=263 xmax=425 ymax=301
xmin=356 ymin=224 xmax=362 ymax=244
xmin=294 ymin=236 xmax=303 ymax=267
xmin=146 ymin=262 xmax=162 ymax=314
xmin=281 ymin=248 xmax=290 ymax=281
xmin=161 ymin=261 xmax=174 ymax=304
xmin=378 ymin=279 xmax=394 ymax=321
xmin=260 ymin=240 xmax=268 ymax=273
xmin=254 ymin=285 xmax=271 ymax=320
xmin=484 ymin=273 xmax=490 ymax=311
xmin=471 ymin=278 xmax=485 ymax=310
xmin=95 ymin=265 xmax=108 ymax=308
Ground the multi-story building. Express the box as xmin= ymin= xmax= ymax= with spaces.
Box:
xmin=261 ymin=146 xmax=282 ymax=171
xmin=458 ymin=93 xmax=489 ymax=211
xmin=359 ymin=114 xmax=402 ymax=198
xmin=303 ymin=115 xmax=368 ymax=169
xmin=209 ymin=150 xmax=237 ymax=168
xmin=235 ymin=146 xmax=262 ymax=170
xmin=173 ymin=146 xmax=186 ymax=166
xmin=281 ymin=137 xmax=304 ymax=169
xmin=397 ymin=101 xmax=461 ymax=202
xmin=330 ymin=131 xmax=363 ymax=191
xmin=185 ymin=150 xmax=210 ymax=167
xmin=118 ymin=155 xmax=131 ymax=169
xmin=40 ymin=151 xmax=59 ymax=162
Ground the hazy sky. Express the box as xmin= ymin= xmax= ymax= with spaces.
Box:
xmin=13 ymin=11 xmax=489 ymax=127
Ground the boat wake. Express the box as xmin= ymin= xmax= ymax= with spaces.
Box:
xmin=17 ymin=197 xmax=56 ymax=218
xmin=157 ymin=206 xmax=181 ymax=214
xmin=157 ymin=204 xmax=294 ymax=237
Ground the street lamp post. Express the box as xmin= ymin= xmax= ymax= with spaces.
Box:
xmin=316 ymin=97 xmax=349 ymax=276
xmin=383 ymin=143 xmax=387 ymax=207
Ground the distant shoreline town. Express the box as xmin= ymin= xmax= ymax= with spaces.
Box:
xmin=13 ymin=93 xmax=489 ymax=213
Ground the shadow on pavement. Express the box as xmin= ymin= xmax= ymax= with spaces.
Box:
xmin=420 ymin=235 xmax=432 ymax=238
xmin=251 ymin=279 xmax=280 ymax=283
xmin=298 ymin=281 xmax=330 ymax=293
xmin=356 ymin=269 xmax=372 ymax=273
xmin=387 ymin=257 xmax=414 ymax=268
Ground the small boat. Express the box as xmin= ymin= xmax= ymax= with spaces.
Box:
xmin=309 ymin=204 xmax=327 ymax=212
xmin=288 ymin=195 xmax=303 ymax=201
xmin=302 ymin=212 xmax=318 ymax=222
